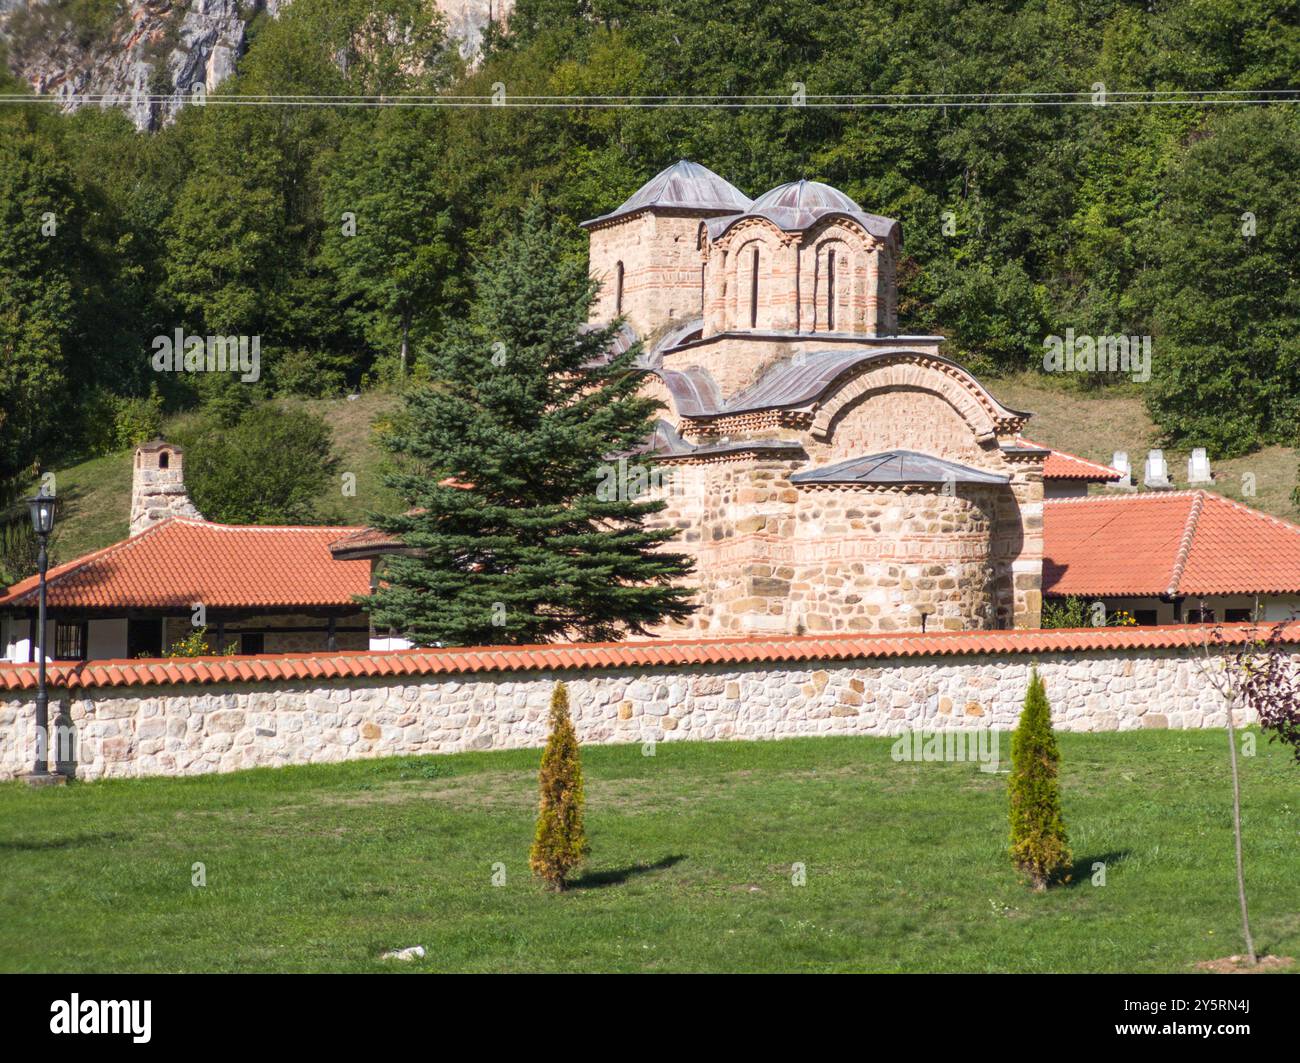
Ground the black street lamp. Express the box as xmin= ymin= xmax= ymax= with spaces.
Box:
xmin=26 ymin=494 xmax=60 ymax=783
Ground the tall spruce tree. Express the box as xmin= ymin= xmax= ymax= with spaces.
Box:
xmin=1009 ymin=669 xmax=1072 ymax=891
xmin=366 ymin=201 xmax=695 ymax=646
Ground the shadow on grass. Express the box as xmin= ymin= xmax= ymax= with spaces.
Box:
xmin=569 ymin=854 xmax=686 ymax=890
xmin=1065 ymin=851 xmax=1131 ymax=889
xmin=0 ymin=831 xmax=129 ymax=852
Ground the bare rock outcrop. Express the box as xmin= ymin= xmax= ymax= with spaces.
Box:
xmin=0 ymin=0 xmax=511 ymax=131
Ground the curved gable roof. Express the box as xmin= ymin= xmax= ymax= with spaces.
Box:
xmin=654 ymin=349 xmax=1029 ymax=423
xmin=579 ymin=321 xmax=640 ymax=368
xmin=657 ymin=365 xmax=726 ymax=418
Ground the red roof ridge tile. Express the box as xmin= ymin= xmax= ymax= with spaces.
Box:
xmin=1166 ymin=490 xmax=1206 ymax=596
xmin=1044 ymin=489 xmax=1205 ymax=506
xmin=2 ymin=624 xmax=1296 ymax=692
xmin=167 ymin=519 xmax=366 ymax=534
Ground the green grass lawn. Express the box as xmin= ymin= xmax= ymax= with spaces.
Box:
xmin=0 ymin=730 xmax=1296 ymax=973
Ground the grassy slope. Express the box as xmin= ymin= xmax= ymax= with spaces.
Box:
xmin=31 ymin=376 xmax=1300 ymax=566
xmin=40 ymin=391 xmax=401 ymax=564
xmin=0 ymin=731 xmax=1296 ymax=973
xmin=988 ymin=374 xmax=1299 ymax=518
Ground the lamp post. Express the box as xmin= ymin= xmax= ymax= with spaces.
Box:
xmin=26 ymin=493 xmax=59 ymax=783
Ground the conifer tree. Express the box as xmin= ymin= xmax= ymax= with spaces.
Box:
xmin=529 ymin=682 xmax=588 ymax=892
xmin=366 ymin=200 xmax=694 ymax=646
xmin=1009 ymin=670 xmax=1072 ymax=890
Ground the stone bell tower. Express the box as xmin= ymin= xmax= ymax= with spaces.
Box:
xmin=582 ymin=160 xmax=753 ymax=339
xmin=129 ymin=439 xmax=203 ymax=536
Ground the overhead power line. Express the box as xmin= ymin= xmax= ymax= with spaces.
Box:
xmin=0 ymin=88 xmax=1298 ymax=110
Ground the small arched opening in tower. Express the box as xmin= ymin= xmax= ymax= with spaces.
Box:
xmin=749 ymin=246 xmax=760 ymax=328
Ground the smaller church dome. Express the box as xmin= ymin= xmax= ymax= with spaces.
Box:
xmin=750 ymin=179 xmax=862 ymax=215
xmin=710 ymin=177 xmax=900 ymax=242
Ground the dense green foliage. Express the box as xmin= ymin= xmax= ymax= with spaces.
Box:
xmin=176 ymin=404 xmax=342 ymax=525
xmin=2 ymin=0 xmax=1299 ymax=512
xmin=1143 ymin=107 xmax=1300 ymax=456
xmin=1040 ymin=597 xmax=1093 ymax=630
xmin=530 ymin=682 xmax=590 ymax=891
xmin=1009 ymin=671 xmax=1072 ymax=890
xmin=366 ymin=203 xmax=694 ymax=645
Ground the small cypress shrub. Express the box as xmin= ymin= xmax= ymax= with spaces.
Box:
xmin=1009 ymin=670 xmax=1072 ymax=890
xmin=529 ymin=682 xmax=589 ymax=891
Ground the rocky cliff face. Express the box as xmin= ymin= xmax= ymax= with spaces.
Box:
xmin=0 ymin=0 xmax=508 ymax=131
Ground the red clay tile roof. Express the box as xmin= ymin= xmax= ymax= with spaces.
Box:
xmin=1044 ymin=491 xmax=1300 ymax=597
xmin=0 ymin=623 xmax=1289 ymax=692
xmin=327 ymin=526 xmax=405 ymax=557
xmin=0 ymin=518 xmax=371 ymax=611
xmin=1017 ymin=438 xmax=1122 ymax=482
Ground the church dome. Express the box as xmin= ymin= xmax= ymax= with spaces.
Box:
xmin=581 ymin=160 xmax=752 ymax=228
xmin=706 ymin=177 xmax=900 ymax=242
xmin=750 ymin=179 xmax=862 ymax=215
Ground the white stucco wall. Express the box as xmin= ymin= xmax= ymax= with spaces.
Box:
xmin=1052 ymin=595 xmax=1300 ymax=626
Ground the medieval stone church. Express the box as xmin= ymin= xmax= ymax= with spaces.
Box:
xmin=582 ymin=161 xmax=1045 ymax=638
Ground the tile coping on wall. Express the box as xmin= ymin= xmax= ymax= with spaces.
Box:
xmin=0 ymin=622 xmax=1292 ymax=692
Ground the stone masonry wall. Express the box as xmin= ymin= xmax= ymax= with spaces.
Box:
xmin=701 ymin=216 xmax=896 ymax=341
xmin=0 ymin=647 xmax=1260 ymax=781
xmin=645 ymin=457 xmax=1002 ymax=637
xmin=587 ymin=211 xmax=711 ymax=337
xmin=807 ymin=383 xmax=1043 ymax=629
xmin=639 ymin=361 xmax=1046 ymax=637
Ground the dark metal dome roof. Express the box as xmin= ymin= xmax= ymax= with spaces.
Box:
xmin=750 ymin=179 xmax=863 ymax=214
xmin=705 ymin=178 xmax=901 ymax=242
xmin=791 ymin=450 xmax=1010 ymax=486
xmin=581 ymin=161 xmax=752 ymax=228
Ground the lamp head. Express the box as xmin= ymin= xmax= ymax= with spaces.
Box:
xmin=27 ymin=494 xmax=56 ymax=536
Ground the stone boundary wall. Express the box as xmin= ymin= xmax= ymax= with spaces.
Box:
xmin=0 ymin=645 xmax=1261 ymax=781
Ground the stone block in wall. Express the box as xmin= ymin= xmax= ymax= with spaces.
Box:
xmin=0 ymin=644 xmax=1269 ymax=781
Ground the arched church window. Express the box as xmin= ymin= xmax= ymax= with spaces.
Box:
xmin=159 ymin=452 xmax=170 ymax=470
xmin=826 ymin=248 xmax=836 ymax=331
xmin=749 ymin=246 xmax=760 ymax=328
xmin=615 ymin=261 xmax=625 ymax=316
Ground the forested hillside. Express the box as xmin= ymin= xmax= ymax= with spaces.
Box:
xmin=1 ymin=0 xmax=1298 ymax=579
